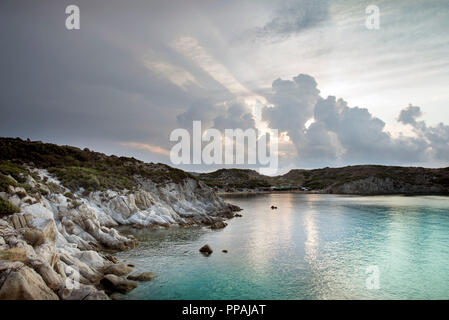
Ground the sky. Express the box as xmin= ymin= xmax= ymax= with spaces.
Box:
xmin=1 ymin=0 xmax=449 ymax=173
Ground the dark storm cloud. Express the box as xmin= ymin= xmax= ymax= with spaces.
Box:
xmin=0 ymin=0 xmax=239 ymax=161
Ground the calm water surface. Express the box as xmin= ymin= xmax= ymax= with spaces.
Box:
xmin=116 ymin=194 xmax=449 ymax=299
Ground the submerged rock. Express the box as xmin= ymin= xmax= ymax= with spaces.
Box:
xmin=199 ymin=244 xmax=213 ymax=256
xmin=100 ymin=274 xmax=138 ymax=294
xmin=210 ymin=221 xmax=227 ymax=230
xmin=127 ymin=272 xmax=155 ymax=282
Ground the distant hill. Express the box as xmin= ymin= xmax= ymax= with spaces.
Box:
xmin=198 ymin=165 xmax=449 ymax=195
xmin=198 ymin=169 xmax=272 ymax=189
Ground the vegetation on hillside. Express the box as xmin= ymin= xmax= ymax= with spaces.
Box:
xmin=198 ymin=165 xmax=449 ymax=193
xmin=0 ymin=138 xmax=195 ymax=193
xmin=198 ymin=169 xmax=271 ymax=189
xmin=0 ymin=198 xmax=19 ymax=215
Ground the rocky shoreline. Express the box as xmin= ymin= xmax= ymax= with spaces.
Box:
xmin=0 ymin=168 xmax=239 ymax=300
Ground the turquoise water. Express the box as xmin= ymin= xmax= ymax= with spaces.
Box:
xmin=116 ymin=194 xmax=449 ymax=300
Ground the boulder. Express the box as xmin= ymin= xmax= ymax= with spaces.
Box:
xmin=18 ymin=216 xmax=28 ymax=228
xmin=127 ymin=272 xmax=155 ymax=282
xmin=104 ymin=254 xmax=119 ymax=264
xmin=32 ymin=262 xmax=63 ymax=291
xmin=77 ymin=251 xmax=105 ymax=270
xmin=0 ymin=263 xmax=59 ymax=300
xmin=54 ymin=261 xmax=66 ymax=279
xmin=24 ymin=214 xmax=34 ymax=227
xmin=100 ymin=274 xmax=137 ymax=294
xmin=222 ymin=250 xmax=228 ymax=253
xmin=59 ymin=284 xmax=109 ymax=300
xmin=11 ymin=215 xmax=21 ymax=229
xmin=199 ymin=244 xmax=213 ymax=255
xmin=84 ymin=290 xmax=110 ymax=300
xmin=210 ymin=221 xmax=227 ymax=230
xmin=103 ymin=263 xmax=133 ymax=276
xmin=23 ymin=229 xmax=46 ymax=247
xmin=42 ymin=220 xmax=57 ymax=244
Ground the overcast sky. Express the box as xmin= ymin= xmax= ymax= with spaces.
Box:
xmin=1 ymin=0 xmax=449 ymax=172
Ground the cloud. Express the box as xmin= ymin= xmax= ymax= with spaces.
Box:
xmin=263 ymin=74 xmax=320 ymax=147
xmin=143 ymin=57 xmax=202 ymax=91
xmin=257 ymin=0 xmax=330 ymax=37
xmin=398 ymin=105 xmax=449 ymax=161
xmin=176 ymin=99 xmax=255 ymax=132
xmin=176 ymin=99 xmax=223 ymax=130
xmin=398 ymin=104 xmax=423 ymax=126
xmin=173 ymin=36 xmax=250 ymax=96
xmin=213 ymin=102 xmax=255 ymax=131
xmin=262 ymin=74 xmax=448 ymax=166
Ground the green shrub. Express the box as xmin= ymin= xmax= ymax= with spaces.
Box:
xmin=0 ymin=161 xmax=28 ymax=183
xmin=64 ymin=191 xmax=75 ymax=199
xmin=38 ymin=187 xmax=49 ymax=196
xmin=0 ymin=174 xmax=18 ymax=192
xmin=0 ymin=198 xmax=19 ymax=215
xmin=47 ymin=182 xmax=64 ymax=194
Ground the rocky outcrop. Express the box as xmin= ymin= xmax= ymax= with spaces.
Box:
xmin=102 ymin=263 xmax=133 ymax=276
xmin=0 ymin=165 xmax=239 ymax=300
xmin=100 ymin=274 xmax=138 ymax=294
xmin=0 ymin=261 xmax=59 ymax=300
xmin=210 ymin=221 xmax=227 ymax=229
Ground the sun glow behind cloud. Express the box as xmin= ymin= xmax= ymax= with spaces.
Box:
xmin=120 ymin=142 xmax=170 ymax=156
xmin=172 ymin=36 xmax=271 ymax=134
xmin=143 ymin=57 xmax=202 ymax=91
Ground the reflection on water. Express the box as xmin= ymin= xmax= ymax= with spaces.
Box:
xmin=116 ymin=194 xmax=449 ymax=300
